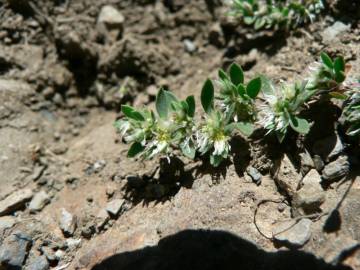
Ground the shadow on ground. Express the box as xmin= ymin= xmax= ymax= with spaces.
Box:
xmin=91 ymin=229 xmax=352 ymax=270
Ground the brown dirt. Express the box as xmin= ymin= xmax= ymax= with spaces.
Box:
xmin=0 ymin=0 xmax=359 ymax=269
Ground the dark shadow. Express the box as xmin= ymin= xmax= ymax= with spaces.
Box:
xmin=323 ymin=175 xmax=356 ymax=233
xmin=122 ymin=153 xmax=233 ymax=206
xmin=91 ymin=229 xmax=353 ymax=270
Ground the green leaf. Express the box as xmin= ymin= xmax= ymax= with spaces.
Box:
xmin=156 ymin=89 xmax=179 ymax=119
xmin=334 ymin=57 xmax=345 ymax=73
xmin=226 ymin=122 xmax=254 ymax=137
xmin=237 ymin=84 xmax=246 ymax=96
xmin=218 ymin=69 xmax=229 ymax=81
xmin=289 ymin=116 xmax=310 ymax=134
xmin=186 ymin=95 xmax=195 ymax=117
xmin=246 ymin=77 xmax=261 ymax=98
xmin=127 ymin=142 xmax=145 ymax=158
xmin=329 ymin=92 xmax=348 ymax=100
xmin=260 ymin=75 xmax=276 ymax=96
xmin=254 ymin=17 xmax=266 ymax=30
xmin=201 ymin=79 xmax=214 ymax=114
xmin=335 ymin=70 xmax=346 ymax=83
xmin=210 ymin=154 xmax=223 ymax=167
xmin=121 ymin=105 xmax=145 ymax=121
xmin=180 ymin=141 xmax=196 ymax=159
xmin=320 ymin=52 xmax=333 ymax=69
xmin=276 ymin=130 xmax=287 ymax=143
xmin=229 ymin=63 xmax=244 ymax=85
xmin=156 ymin=88 xmax=170 ymax=119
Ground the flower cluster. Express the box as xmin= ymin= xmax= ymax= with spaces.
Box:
xmin=230 ymin=0 xmax=324 ymax=30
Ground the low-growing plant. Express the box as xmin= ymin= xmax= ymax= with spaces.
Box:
xmin=197 ymin=78 xmax=255 ymax=166
xmin=307 ymin=52 xmax=347 ymax=93
xmin=341 ymin=81 xmax=360 ymax=137
xmin=259 ymin=77 xmax=314 ymax=142
xmin=115 ymin=89 xmax=197 ymax=160
xmin=230 ymin=0 xmax=324 ymax=30
xmin=117 ymin=52 xmax=351 ymax=167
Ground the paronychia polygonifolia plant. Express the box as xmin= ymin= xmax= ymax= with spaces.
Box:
xmin=229 ymin=0 xmax=324 ymax=30
xmin=116 ymin=52 xmax=352 ymax=167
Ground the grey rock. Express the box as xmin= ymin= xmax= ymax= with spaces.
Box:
xmin=26 ymin=255 xmax=49 ymax=270
xmin=55 ymin=250 xmax=65 ymax=260
xmin=299 ymin=151 xmax=314 ymax=175
xmin=29 ymin=191 xmax=50 ymax=212
xmin=65 ymin=238 xmax=81 ymax=251
xmin=106 ymin=199 xmax=125 ymax=216
xmin=93 ymin=160 xmax=106 ymax=173
xmin=96 ymin=208 xmax=110 ymax=230
xmin=246 ymin=166 xmax=262 ymax=184
xmin=98 ymin=6 xmax=124 ymax=29
xmin=313 ymin=133 xmax=344 ymax=161
xmin=322 ymin=21 xmax=351 ymax=43
xmin=41 ymin=246 xmax=55 ymax=262
xmin=183 ymin=39 xmax=197 ymax=53
xmin=59 ymin=208 xmax=77 ymax=236
xmin=293 ymin=169 xmax=325 ymax=215
xmin=0 ymin=232 xmax=32 ymax=268
xmin=322 ymin=155 xmax=349 ymax=182
xmin=81 ymin=222 xmax=96 ymax=239
xmin=273 ymin=218 xmax=312 ymax=247
xmin=273 ymin=154 xmax=301 ymax=197
xmin=0 ymin=216 xmax=16 ymax=232
xmin=0 ymin=189 xmax=33 ymax=216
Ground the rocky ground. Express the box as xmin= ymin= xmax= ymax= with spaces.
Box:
xmin=0 ymin=0 xmax=360 ymax=269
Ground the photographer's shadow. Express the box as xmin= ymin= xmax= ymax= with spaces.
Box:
xmin=92 ymin=229 xmax=352 ymax=270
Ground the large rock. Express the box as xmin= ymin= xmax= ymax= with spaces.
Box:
xmin=273 ymin=218 xmax=312 ymax=247
xmin=25 ymin=255 xmax=49 ymax=270
xmin=322 ymin=156 xmax=349 ymax=182
xmin=272 ymin=154 xmax=301 ymax=197
xmin=292 ymin=169 xmax=325 ymax=215
xmin=0 ymin=231 xmax=32 ymax=269
xmin=0 ymin=189 xmax=33 ymax=216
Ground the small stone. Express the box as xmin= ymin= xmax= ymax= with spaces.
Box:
xmin=55 ymin=250 xmax=65 ymax=260
xmin=246 ymin=166 xmax=262 ymax=184
xmin=273 ymin=154 xmax=301 ymax=197
xmin=81 ymin=222 xmax=96 ymax=239
xmin=0 ymin=189 xmax=33 ymax=216
xmin=183 ymin=39 xmax=196 ymax=53
xmin=322 ymin=155 xmax=349 ymax=182
xmin=106 ymin=186 xmax=115 ymax=198
xmin=93 ymin=160 xmax=106 ymax=173
xmin=96 ymin=209 xmax=110 ymax=230
xmin=299 ymin=151 xmax=314 ymax=175
xmin=31 ymin=165 xmax=46 ymax=181
xmin=0 ymin=232 xmax=32 ymax=268
xmin=29 ymin=191 xmax=50 ymax=212
xmin=106 ymin=199 xmax=125 ymax=216
xmin=146 ymin=85 xmax=158 ymax=96
xmin=41 ymin=246 xmax=55 ymax=262
xmin=322 ymin=21 xmax=351 ymax=43
xmin=59 ymin=208 xmax=77 ymax=236
xmin=313 ymin=155 xmax=324 ymax=172
xmin=98 ymin=6 xmax=124 ymax=29
xmin=126 ymin=175 xmax=145 ymax=189
xmin=273 ymin=218 xmax=312 ymax=247
xmin=293 ymin=169 xmax=325 ymax=215
xmin=313 ymin=133 xmax=344 ymax=162
xmin=0 ymin=216 xmax=16 ymax=232
xmin=65 ymin=238 xmax=81 ymax=251
xmin=26 ymin=255 xmax=49 ymax=270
